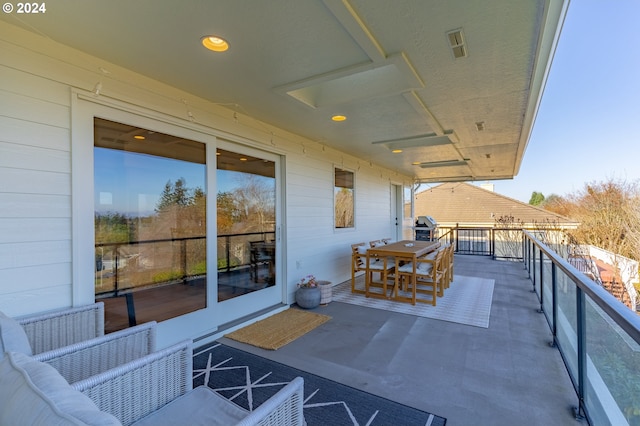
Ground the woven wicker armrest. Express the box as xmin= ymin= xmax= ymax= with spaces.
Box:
xmin=72 ymin=340 xmax=193 ymax=426
xmin=17 ymin=302 xmax=105 ymax=354
xmin=33 ymin=321 xmax=157 ymax=384
xmin=237 ymin=376 xmax=305 ymax=426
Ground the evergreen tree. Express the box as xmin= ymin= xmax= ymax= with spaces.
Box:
xmin=529 ymin=191 xmax=545 ymax=206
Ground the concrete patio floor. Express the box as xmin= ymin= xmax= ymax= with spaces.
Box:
xmin=219 ymin=255 xmax=582 ymax=426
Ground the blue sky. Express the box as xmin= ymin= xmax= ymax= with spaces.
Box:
xmin=94 ymin=148 xmax=205 ymax=216
xmin=481 ymin=0 xmax=640 ymax=203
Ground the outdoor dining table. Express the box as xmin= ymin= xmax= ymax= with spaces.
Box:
xmin=365 ymin=240 xmax=441 ymax=302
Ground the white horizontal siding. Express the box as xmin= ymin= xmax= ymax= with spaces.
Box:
xmin=0 ymin=116 xmax=70 ymax=151
xmin=0 ymin=168 xmax=70 ymax=195
xmin=0 ymin=218 xmax=70 ymax=243
xmin=0 ymin=141 xmax=70 ymax=172
xmin=0 ymin=283 xmax=72 ymax=317
xmin=0 ymin=44 xmax=74 ymax=313
xmin=0 ymin=89 xmax=70 ymax=128
xmin=0 ymin=263 xmax=71 ymax=293
xmin=0 ymin=194 xmax=70 ymax=218
xmin=0 ymin=240 xmax=71 ymax=269
xmin=0 ymin=20 xmax=413 ymax=321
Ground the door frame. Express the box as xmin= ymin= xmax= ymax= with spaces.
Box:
xmin=71 ymin=90 xmax=286 ymax=347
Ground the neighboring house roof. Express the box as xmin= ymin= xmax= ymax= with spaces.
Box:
xmin=414 ymin=182 xmax=578 ymax=227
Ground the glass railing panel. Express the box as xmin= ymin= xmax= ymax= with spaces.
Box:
xmin=95 ymin=237 xmax=207 ymax=333
xmin=533 ymin=247 xmax=541 ymax=295
xmin=554 ymin=267 xmax=579 ymax=387
xmin=585 ymin=295 xmax=640 ymax=426
xmin=541 ymin=257 xmax=554 ymax=329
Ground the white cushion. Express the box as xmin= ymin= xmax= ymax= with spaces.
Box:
xmin=367 ymin=261 xmax=392 ymax=271
xmin=131 ymin=386 xmax=248 ymax=426
xmin=357 ymin=246 xmax=368 ymax=254
xmin=0 ymin=311 xmax=32 ymax=358
xmin=423 ymin=251 xmax=438 ymax=261
xmin=0 ymin=351 xmax=121 ymax=426
xmin=398 ymin=262 xmax=433 ymax=274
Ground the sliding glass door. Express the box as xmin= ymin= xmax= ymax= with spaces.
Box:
xmin=94 ymin=118 xmax=207 ymax=332
xmin=215 ymin=143 xmax=282 ymax=319
xmin=89 ymin=111 xmax=282 ymax=337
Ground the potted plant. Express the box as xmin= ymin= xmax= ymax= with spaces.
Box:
xmin=295 ymin=275 xmax=321 ymax=309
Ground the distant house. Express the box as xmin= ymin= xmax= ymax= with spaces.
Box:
xmin=416 ymin=183 xmax=637 ymax=310
xmin=414 ymin=182 xmax=578 ymax=229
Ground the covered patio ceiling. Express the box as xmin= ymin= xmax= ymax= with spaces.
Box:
xmin=1 ymin=0 xmax=568 ymax=183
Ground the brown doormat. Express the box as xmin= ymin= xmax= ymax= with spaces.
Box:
xmin=224 ymin=309 xmax=331 ymax=350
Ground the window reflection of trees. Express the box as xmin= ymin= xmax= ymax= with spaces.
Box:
xmin=93 ymin=118 xmax=206 ymax=332
xmin=335 ymin=168 xmax=354 ymax=228
xmin=216 ymin=149 xmax=276 ymax=301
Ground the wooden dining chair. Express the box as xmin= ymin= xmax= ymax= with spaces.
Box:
xmin=443 ymin=243 xmax=454 ymax=287
xmin=396 ymin=248 xmax=445 ymax=305
xmin=351 ymin=242 xmax=367 ymax=293
xmin=364 ymin=249 xmax=396 ymax=299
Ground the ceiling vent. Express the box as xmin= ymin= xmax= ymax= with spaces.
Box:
xmin=446 ymin=29 xmax=467 ymax=59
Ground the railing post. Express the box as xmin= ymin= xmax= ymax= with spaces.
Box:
xmin=523 ymin=235 xmax=528 ymax=271
xmin=455 ymin=225 xmax=459 ymax=253
xmin=550 ymin=262 xmax=557 ymax=347
xmin=490 ymin=228 xmax=495 ymax=259
xmin=574 ymin=286 xmax=587 ymax=421
xmin=225 ymin=235 xmax=231 ymax=273
xmin=125 ymin=293 xmax=137 ymax=327
xmin=181 ymin=238 xmax=187 ymax=284
xmin=531 ymin=246 xmax=537 ymax=293
xmin=114 ymin=246 xmax=120 ymax=295
xmin=538 ymin=251 xmax=544 ymax=313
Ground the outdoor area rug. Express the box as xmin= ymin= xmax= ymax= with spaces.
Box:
xmin=333 ymin=275 xmax=495 ymax=328
xmin=224 ymin=309 xmax=331 ymax=350
xmin=194 ymin=342 xmax=447 ymax=426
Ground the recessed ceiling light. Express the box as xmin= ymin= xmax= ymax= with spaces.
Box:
xmin=133 ymin=135 xmax=145 ymax=140
xmin=239 ymin=157 xmax=248 ymax=161
xmin=331 ymin=115 xmax=347 ymax=122
xmin=391 ymin=149 xmax=403 ymax=154
xmin=201 ymin=35 xmax=229 ymax=52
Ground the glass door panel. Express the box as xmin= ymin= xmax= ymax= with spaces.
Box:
xmin=216 ymin=148 xmax=276 ymax=302
xmin=94 ymin=118 xmax=207 ymax=333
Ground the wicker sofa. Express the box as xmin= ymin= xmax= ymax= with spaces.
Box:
xmin=0 ymin=302 xmax=156 ymax=384
xmin=0 ymin=340 xmax=306 ymax=426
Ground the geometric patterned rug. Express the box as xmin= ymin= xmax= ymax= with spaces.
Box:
xmin=332 ymin=275 xmax=495 ymax=328
xmin=193 ymin=342 xmax=447 ymax=426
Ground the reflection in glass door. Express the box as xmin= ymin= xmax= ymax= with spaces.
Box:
xmin=93 ymin=118 xmax=207 ymax=333
xmin=216 ymin=148 xmax=276 ymax=301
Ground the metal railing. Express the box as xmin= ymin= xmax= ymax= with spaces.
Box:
xmin=95 ymin=231 xmax=276 ymax=296
xmin=217 ymin=231 xmax=275 ymax=273
xmin=523 ymin=230 xmax=640 ymax=425
xmin=95 ymin=231 xmax=275 ymax=326
xmin=438 ymin=225 xmax=640 ymax=424
xmin=436 ymin=226 xmax=526 ymax=259
xmin=95 ymin=236 xmax=207 ymax=298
